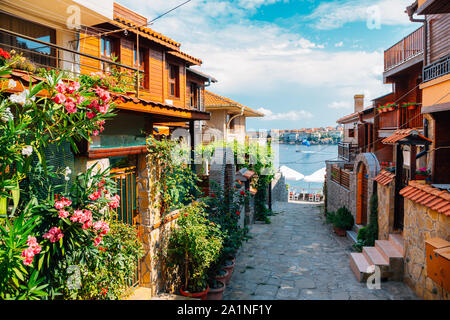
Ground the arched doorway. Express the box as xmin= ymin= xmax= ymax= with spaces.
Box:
xmin=357 ymin=163 xmax=368 ymax=225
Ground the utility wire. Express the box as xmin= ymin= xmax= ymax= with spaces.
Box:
xmin=75 ymin=0 xmax=193 ymax=43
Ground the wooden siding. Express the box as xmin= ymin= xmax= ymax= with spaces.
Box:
xmin=79 ymin=30 xmax=100 ymax=75
xmin=427 ymin=14 xmax=450 ymax=64
xmin=114 ymin=3 xmax=147 ymax=26
xmin=148 ymin=48 xmax=164 ymax=102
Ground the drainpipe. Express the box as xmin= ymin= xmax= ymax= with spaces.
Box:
xmin=198 ymin=77 xmax=213 ymax=143
xmin=406 ymin=2 xmax=428 ymax=65
xmin=416 ymin=118 xmax=429 ymax=159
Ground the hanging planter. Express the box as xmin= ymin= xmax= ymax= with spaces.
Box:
xmin=402 ymin=102 xmax=418 ymax=110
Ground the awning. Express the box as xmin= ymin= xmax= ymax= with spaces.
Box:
xmin=381 ymin=129 xmax=432 ymax=145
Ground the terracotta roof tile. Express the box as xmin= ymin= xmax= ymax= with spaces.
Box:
xmin=400 ymin=181 xmax=450 ymax=218
xmin=382 ymin=128 xmax=432 ymax=145
xmin=374 ymin=170 xmax=395 ymax=185
xmin=204 ymin=91 xmax=264 ymax=117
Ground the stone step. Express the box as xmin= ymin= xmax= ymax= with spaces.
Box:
xmin=353 ymin=224 xmax=365 ymax=234
xmin=346 ymin=230 xmax=358 ymax=244
xmin=362 ymin=246 xmax=389 ymax=267
xmin=349 ymin=252 xmax=372 ymax=283
xmin=389 ymin=234 xmax=404 ymax=256
xmin=375 ymin=240 xmax=403 ymax=263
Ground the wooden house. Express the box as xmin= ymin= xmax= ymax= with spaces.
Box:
xmin=203 ymin=90 xmax=264 ymax=144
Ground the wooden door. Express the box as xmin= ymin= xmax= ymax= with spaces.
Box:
xmin=357 ymin=164 xmax=368 ymax=225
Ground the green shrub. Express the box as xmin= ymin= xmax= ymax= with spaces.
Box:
xmin=354 ymin=195 xmax=378 ymax=251
xmin=333 ymin=206 xmax=354 ymax=230
xmin=166 ymin=202 xmax=223 ymax=293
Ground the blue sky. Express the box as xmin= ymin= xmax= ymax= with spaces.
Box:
xmin=118 ymin=0 xmax=420 ymax=130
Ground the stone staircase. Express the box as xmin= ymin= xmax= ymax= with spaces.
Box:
xmin=350 ymin=234 xmax=404 ymax=282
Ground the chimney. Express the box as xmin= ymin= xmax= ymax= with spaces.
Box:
xmin=354 ymin=94 xmax=364 ymax=113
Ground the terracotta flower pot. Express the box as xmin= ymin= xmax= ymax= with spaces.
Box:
xmin=206 ymin=280 xmax=225 ymax=300
xmin=415 ymin=174 xmax=429 ymax=180
xmin=180 ymin=285 xmax=210 ymax=300
xmin=333 ymin=226 xmax=347 ymax=237
xmin=222 ymin=258 xmax=236 ymax=285
xmin=215 ymin=269 xmax=229 ymax=283
xmin=407 ymin=105 xmax=416 ymax=110
xmin=388 ymin=107 xmax=395 ymax=112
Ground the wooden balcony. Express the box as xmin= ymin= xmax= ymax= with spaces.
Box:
xmin=423 ymin=54 xmax=450 ymax=83
xmin=384 ymin=26 xmax=424 ymax=72
xmin=378 ymin=105 xmax=424 ymax=130
xmin=338 ymin=142 xmax=358 ymax=162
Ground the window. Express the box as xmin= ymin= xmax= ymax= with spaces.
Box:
xmin=188 ymin=82 xmax=198 ymax=108
xmin=133 ymin=45 xmax=146 ymax=88
xmin=0 ymin=12 xmax=56 ymax=68
xmin=168 ymin=64 xmax=180 ymax=97
xmin=101 ymin=37 xmax=115 ymax=58
xmin=348 ymin=128 xmax=355 ymax=138
xmin=100 ymin=37 xmax=116 ymax=72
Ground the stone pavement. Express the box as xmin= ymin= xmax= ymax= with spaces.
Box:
xmin=223 ymin=201 xmax=418 ymax=300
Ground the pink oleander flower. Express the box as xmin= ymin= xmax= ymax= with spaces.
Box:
xmin=89 ymin=189 xmax=101 ymax=201
xmin=26 ymin=236 xmax=42 ymax=255
xmin=65 ymin=98 xmax=77 ymax=114
xmin=98 ymin=126 xmax=105 ymax=133
xmin=93 ymin=221 xmax=110 ymax=235
xmin=88 ymin=100 xmax=99 ymax=110
xmin=92 ymin=130 xmax=99 ymax=136
xmin=67 ymin=81 xmax=80 ymax=94
xmin=58 ymin=209 xmax=69 ymax=219
xmin=62 ymin=197 xmax=72 ymax=207
xmin=43 ymin=227 xmax=63 ymax=243
xmin=21 ymin=247 xmax=35 ymax=265
xmin=70 ymin=210 xmax=84 ymax=222
xmin=76 ymin=95 xmax=84 ymax=105
xmin=52 ymin=93 xmax=66 ymax=104
xmin=55 ymin=81 xmax=67 ymax=94
xmin=93 ymin=236 xmax=103 ymax=247
xmin=95 ymin=87 xmax=111 ymax=103
xmin=86 ymin=111 xmax=96 ymax=119
xmin=96 ymin=120 xmax=105 ymax=127
xmin=95 ymin=103 xmax=109 ymax=115
xmin=54 ymin=201 xmax=65 ymax=210
xmin=108 ymin=195 xmax=120 ymax=209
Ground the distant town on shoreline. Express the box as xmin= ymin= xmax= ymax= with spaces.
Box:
xmin=248 ymin=126 xmax=344 ymax=145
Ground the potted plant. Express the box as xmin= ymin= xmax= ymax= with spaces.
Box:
xmin=402 ymin=102 xmax=417 ymax=110
xmin=166 ymin=202 xmax=223 ymax=300
xmin=331 ymin=206 xmax=354 ymax=236
xmin=206 ymin=279 xmax=226 ymax=300
xmin=415 ymin=167 xmax=431 ymax=180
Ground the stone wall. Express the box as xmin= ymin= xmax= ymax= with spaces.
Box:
xmin=325 ymin=161 xmax=354 ymax=215
xmin=403 ymin=198 xmax=450 ymax=300
xmin=377 ymin=182 xmax=395 ymax=240
xmin=271 ymin=172 xmax=288 ymax=203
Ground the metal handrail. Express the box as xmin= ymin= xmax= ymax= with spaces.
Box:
xmin=423 ymin=54 xmax=450 ymax=83
xmin=0 ymin=27 xmax=138 ymax=72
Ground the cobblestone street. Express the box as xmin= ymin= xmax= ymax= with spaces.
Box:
xmin=224 ymin=201 xmax=418 ymax=300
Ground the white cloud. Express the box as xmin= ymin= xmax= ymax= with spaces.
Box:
xmin=118 ymin=0 xmax=393 ymax=127
xmin=306 ymin=0 xmax=413 ymax=30
xmin=238 ymin=0 xmax=289 ymax=10
xmin=335 ymin=41 xmax=344 ymax=47
xmin=257 ymin=107 xmax=313 ymax=120
xmin=328 ymin=101 xmax=351 ymax=109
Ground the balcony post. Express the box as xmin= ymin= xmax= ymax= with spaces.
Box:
xmin=136 ymin=34 xmax=140 ymax=99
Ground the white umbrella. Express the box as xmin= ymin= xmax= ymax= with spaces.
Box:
xmin=280 ymin=166 xmax=304 ymax=181
xmin=304 ymin=167 xmax=326 ymax=183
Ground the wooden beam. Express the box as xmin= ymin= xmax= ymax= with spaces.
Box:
xmin=410 ymin=145 xmax=417 ymax=180
xmin=189 ymin=120 xmax=195 ymax=173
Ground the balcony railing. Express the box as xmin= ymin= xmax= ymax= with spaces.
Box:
xmin=338 ymin=142 xmax=358 ymax=162
xmin=423 ymin=54 xmax=450 ymax=82
xmin=378 ymin=104 xmax=423 ymax=130
xmin=0 ymin=27 xmax=140 ymax=95
xmin=384 ymin=26 xmax=424 ymax=72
